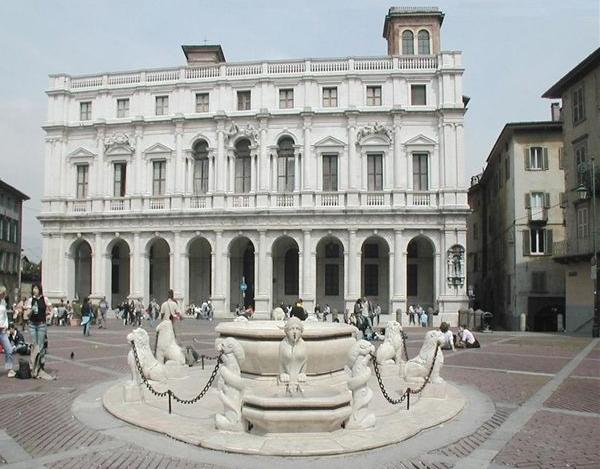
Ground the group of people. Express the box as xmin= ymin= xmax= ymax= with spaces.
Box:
xmin=188 ymin=300 xmax=215 ymax=320
xmin=407 ymin=304 xmax=432 ymax=327
xmin=439 ymin=322 xmax=481 ymax=350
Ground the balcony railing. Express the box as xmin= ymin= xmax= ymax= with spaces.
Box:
xmin=49 ymin=53 xmax=462 ymax=92
xmin=528 ymin=207 xmax=548 ymax=223
xmin=45 ymin=190 xmax=459 ymax=217
xmin=553 ymin=237 xmax=593 ymax=258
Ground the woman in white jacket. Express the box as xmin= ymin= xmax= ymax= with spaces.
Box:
xmin=0 ymin=285 xmax=16 ymax=378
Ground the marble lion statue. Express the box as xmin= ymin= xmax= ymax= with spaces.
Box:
xmin=375 ymin=320 xmax=404 ymax=365
xmin=127 ymin=328 xmax=167 ymax=384
xmin=403 ymin=330 xmax=445 ymax=385
xmin=215 ymin=337 xmax=246 ymax=431
xmin=155 ymin=319 xmax=186 ymax=365
xmin=345 ymin=339 xmax=376 ymax=429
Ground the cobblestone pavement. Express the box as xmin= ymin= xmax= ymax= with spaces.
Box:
xmin=0 ymin=319 xmax=598 ymax=468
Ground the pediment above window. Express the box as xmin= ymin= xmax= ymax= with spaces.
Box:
xmin=403 ymin=134 xmax=437 ymax=147
xmin=143 ymin=143 xmax=174 ymax=159
xmin=313 ymin=136 xmax=347 ymax=149
xmin=67 ymin=147 xmax=96 ymax=161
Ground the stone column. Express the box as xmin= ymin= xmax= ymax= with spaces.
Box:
xmin=346 ymin=230 xmax=361 ymax=308
xmin=215 ymin=119 xmax=226 ymax=192
xmin=302 ymin=229 xmax=315 ymax=312
xmin=391 ymin=229 xmax=405 ymax=320
xmin=254 ymin=230 xmax=270 ymax=318
xmin=259 ymin=117 xmax=269 ymax=191
xmin=346 ymin=112 xmax=360 ymax=207
xmin=134 ymin=123 xmax=144 ymax=196
xmin=211 ymin=230 xmax=226 ymax=316
xmin=174 ymin=118 xmax=184 ymax=197
xmin=302 ymin=115 xmax=312 ymax=190
xmin=90 ymin=233 xmax=104 ymax=302
xmin=130 ymin=232 xmax=142 ymax=299
xmin=208 ymin=153 xmax=215 ymax=193
xmin=171 ymin=231 xmax=184 ymax=303
xmin=393 ymin=111 xmax=404 ymax=189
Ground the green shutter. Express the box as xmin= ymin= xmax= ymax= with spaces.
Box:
xmin=524 ymin=148 xmax=530 ymax=170
xmin=559 ymin=147 xmax=564 ymax=169
xmin=525 ymin=193 xmax=531 ymax=209
xmin=543 ymin=147 xmax=549 ymax=170
xmin=522 ymin=230 xmax=530 ymax=256
xmin=545 ymin=229 xmax=553 ymax=255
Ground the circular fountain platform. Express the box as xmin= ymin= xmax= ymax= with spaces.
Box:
xmin=103 ymin=366 xmax=466 ymax=456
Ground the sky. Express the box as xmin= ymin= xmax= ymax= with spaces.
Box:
xmin=0 ymin=0 xmax=598 ymax=262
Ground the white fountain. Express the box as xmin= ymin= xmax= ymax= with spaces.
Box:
xmin=103 ymin=315 xmax=466 ymax=456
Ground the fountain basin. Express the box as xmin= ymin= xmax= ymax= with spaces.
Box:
xmin=216 ymin=320 xmax=356 ymax=376
xmin=242 ymin=385 xmax=352 ymax=433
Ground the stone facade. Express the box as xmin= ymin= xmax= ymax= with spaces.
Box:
xmin=544 ymin=47 xmax=600 ymax=335
xmin=468 ymin=121 xmax=565 ymax=331
xmin=39 ymin=8 xmax=469 ymax=322
xmin=0 ymin=180 xmax=28 ymax=301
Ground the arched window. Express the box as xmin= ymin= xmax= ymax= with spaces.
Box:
xmin=277 ymin=137 xmax=295 ymax=192
xmin=402 ymin=30 xmax=414 ymax=55
xmin=192 ymin=140 xmax=209 ymax=194
xmin=235 ymin=139 xmax=251 ymax=193
xmin=417 ymin=30 xmax=430 ymax=55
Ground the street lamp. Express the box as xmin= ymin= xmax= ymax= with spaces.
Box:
xmin=577 ymin=157 xmax=600 ymax=338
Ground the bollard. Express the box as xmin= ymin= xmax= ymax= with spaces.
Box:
xmin=168 ymin=390 xmax=172 ymax=414
xmin=557 ymin=313 xmax=564 ymax=332
xmin=201 ymin=355 xmax=205 ymax=370
xmin=519 ymin=313 xmax=527 ymax=332
xmin=406 ymin=389 xmax=410 ymax=410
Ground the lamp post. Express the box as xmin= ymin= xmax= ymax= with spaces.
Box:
xmin=577 ymin=156 xmax=600 ymax=338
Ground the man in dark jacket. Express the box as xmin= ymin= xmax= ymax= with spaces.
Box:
xmin=290 ymin=299 xmax=307 ymax=321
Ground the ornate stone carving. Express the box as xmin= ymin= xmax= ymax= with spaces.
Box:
xmin=375 ymin=320 xmax=404 ymax=365
xmin=155 ymin=319 xmax=186 ymax=365
xmin=104 ymin=132 xmax=135 ymax=153
xmin=226 ymin=120 xmax=259 ymax=145
xmin=215 ymin=337 xmax=246 ymax=432
xmin=403 ymin=330 xmax=445 ymax=385
xmin=356 ymin=122 xmax=392 ymax=144
xmin=447 ymin=245 xmax=465 ymax=288
xmin=127 ymin=328 xmax=166 ymax=384
xmin=346 ymin=339 xmax=376 ymax=429
xmin=278 ymin=317 xmax=307 ymax=394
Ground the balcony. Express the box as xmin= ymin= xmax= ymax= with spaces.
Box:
xmin=528 ymin=207 xmax=548 ymax=223
xmin=42 ymin=189 xmax=460 ymax=218
xmin=553 ymin=237 xmax=593 ymax=262
xmin=48 ymin=53 xmax=462 ymax=93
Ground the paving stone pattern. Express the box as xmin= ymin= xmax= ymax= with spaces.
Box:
xmin=1 ymin=320 xmax=598 ymax=468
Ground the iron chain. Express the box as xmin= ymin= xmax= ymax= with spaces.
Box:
xmin=129 ymin=340 xmax=222 ymax=404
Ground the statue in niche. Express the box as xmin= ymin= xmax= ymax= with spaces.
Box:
xmin=278 ymin=317 xmax=307 ymax=394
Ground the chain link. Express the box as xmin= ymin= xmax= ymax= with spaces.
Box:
xmin=370 ymin=343 xmax=440 ymax=405
xmin=129 ymin=340 xmax=222 ymax=404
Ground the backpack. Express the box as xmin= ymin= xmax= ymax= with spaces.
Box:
xmin=16 ymin=358 xmax=32 ymax=379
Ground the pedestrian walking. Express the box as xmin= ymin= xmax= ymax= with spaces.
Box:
xmin=98 ymin=296 xmax=108 ymax=329
xmin=81 ymin=297 xmax=93 ymax=336
xmin=408 ymin=305 xmax=416 ymax=325
xmin=26 ymin=284 xmax=51 ymax=369
xmin=0 ymin=285 xmax=16 ymax=378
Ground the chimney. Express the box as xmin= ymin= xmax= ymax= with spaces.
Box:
xmin=181 ymin=45 xmax=226 ymax=66
xmin=550 ymin=102 xmax=561 ymax=122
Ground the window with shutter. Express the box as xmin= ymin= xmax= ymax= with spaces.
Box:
xmin=522 ymin=230 xmax=530 ymax=256
xmin=524 ymin=147 xmax=531 ymax=170
xmin=558 ymin=147 xmax=564 ymax=169
xmin=545 ymin=229 xmax=553 ymax=255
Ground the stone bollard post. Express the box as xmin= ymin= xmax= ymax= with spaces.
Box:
xmin=520 ymin=313 xmax=527 ymax=332
xmin=557 ymin=313 xmax=564 ymax=332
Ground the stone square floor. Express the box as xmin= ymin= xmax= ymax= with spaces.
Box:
xmin=0 ymin=318 xmax=598 ymax=468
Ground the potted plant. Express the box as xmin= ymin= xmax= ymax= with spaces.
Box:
xmin=70 ymin=301 xmax=82 ymax=327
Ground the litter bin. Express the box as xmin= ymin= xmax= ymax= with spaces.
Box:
xmin=458 ymin=308 xmax=469 ymax=327
xmin=473 ymin=309 xmax=483 ymax=331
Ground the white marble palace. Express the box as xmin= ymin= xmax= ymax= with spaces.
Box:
xmin=39 ymin=7 xmax=468 ymax=322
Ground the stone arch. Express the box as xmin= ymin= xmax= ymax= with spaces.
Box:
xmin=69 ymin=238 xmax=93 ymax=302
xmin=188 ymin=236 xmax=212 ymax=306
xmin=107 ymin=237 xmax=131 ymax=307
xmin=271 ymin=235 xmax=300 ymax=309
xmin=315 ymin=235 xmax=345 ymax=314
xmin=360 ymin=235 xmax=391 ymax=315
xmin=406 ymin=235 xmax=435 ymax=310
xmin=228 ymin=236 xmax=256 ymax=312
xmin=147 ymin=237 xmax=170 ymax=303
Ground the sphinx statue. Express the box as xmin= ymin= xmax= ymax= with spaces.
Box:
xmin=278 ymin=317 xmax=307 ymax=394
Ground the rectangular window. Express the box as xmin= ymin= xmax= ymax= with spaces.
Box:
xmin=367 ymin=154 xmax=383 ymax=191
xmin=577 ymin=206 xmax=589 ymax=239
xmin=528 ymin=147 xmax=548 ymax=170
xmin=407 ymin=264 xmax=418 ymax=296
xmin=235 ymin=157 xmax=251 ymax=193
xmin=411 ymin=84 xmax=426 ymax=105
xmin=237 ymin=90 xmax=251 ymax=110
xmin=364 ymin=264 xmax=379 ymax=296
xmin=195 ymin=93 xmax=209 ymax=112
xmin=530 ymin=228 xmax=545 ymax=255
xmin=277 ymin=156 xmax=295 ymax=192
xmin=279 ymin=89 xmax=294 ymax=109
xmin=366 ymin=86 xmax=382 ymax=106
xmin=575 ymin=141 xmax=587 ymax=185
xmin=322 ymin=154 xmax=338 ymax=191
xmin=413 ymin=153 xmax=428 ymax=190
xmin=76 ymin=164 xmax=89 ymax=199
xmin=573 ymin=85 xmax=585 ymax=124
xmin=324 ymin=264 xmax=339 ymax=296
xmin=155 ymin=96 xmax=169 ymax=116
xmin=113 ymin=163 xmax=127 ymax=197
xmin=531 ymin=272 xmax=547 ymax=293
xmin=322 ymin=87 xmax=338 ymax=107
xmin=116 ymin=98 xmax=129 ymax=118
xmin=80 ymin=101 xmax=92 ymax=121
xmin=530 ymin=192 xmax=545 ymax=221
xmin=193 ymin=158 xmax=209 ymax=194
xmin=152 ymin=160 xmax=166 ymax=196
